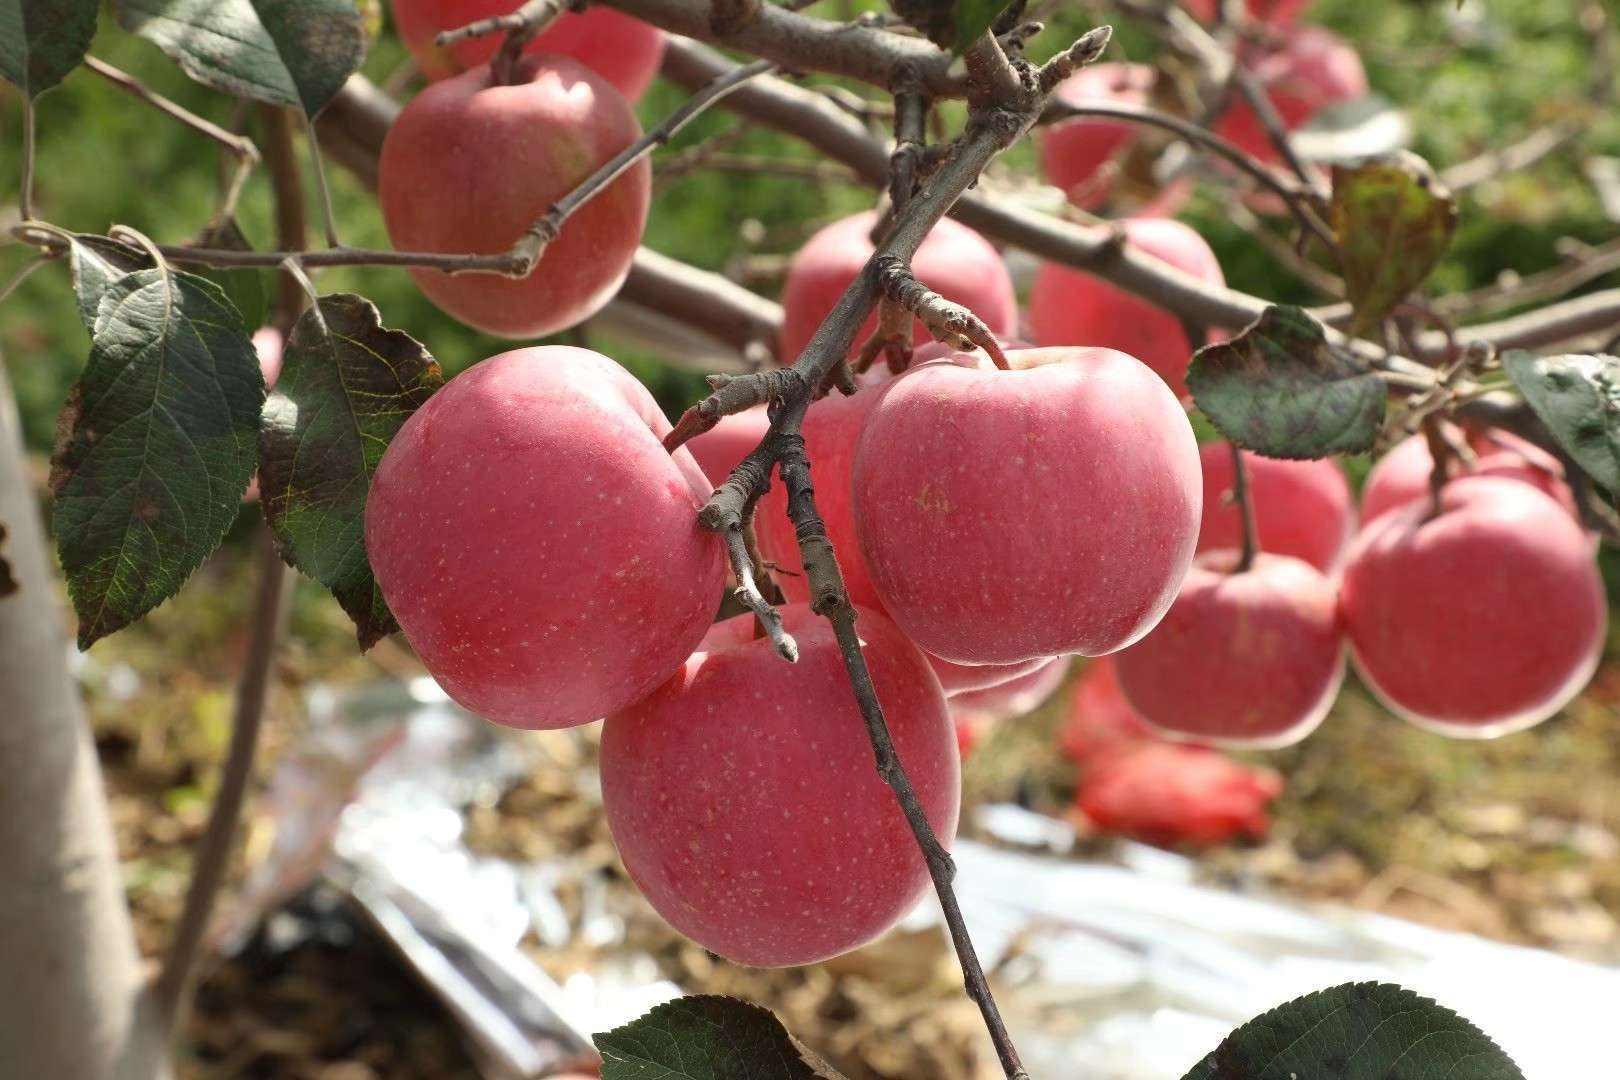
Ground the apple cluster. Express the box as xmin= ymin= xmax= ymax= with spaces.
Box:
xmin=360 ymin=0 xmax=1607 ymax=972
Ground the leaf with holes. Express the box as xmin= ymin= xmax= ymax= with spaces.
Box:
xmin=597 ymin=995 xmax=847 ymax=1080
xmin=68 ymin=234 xmax=151 ymax=330
xmin=1503 ymin=351 xmax=1620 ymax=495
xmin=1330 ymin=153 xmax=1457 ymax=336
xmin=1182 ymin=981 xmax=1523 ymax=1080
xmin=116 ymin=0 xmax=366 ymax=116
xmin=51 ymin=269 xmax=263 ymax=647
xmin=0 ymin=0 xmax=98 ymax=97
xmin=1188 ymin=305 xmax=1384 ymax=459
xmin=259 ymin=294 xmax=440 ymax=649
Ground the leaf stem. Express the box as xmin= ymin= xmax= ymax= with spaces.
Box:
xmin=19 ymin=96 xmax=36 ymax=222
xmin=301 ymin=113 xmax=343 ymax=249
xmin=1229 ymin=441 xmax=1259 ymax=572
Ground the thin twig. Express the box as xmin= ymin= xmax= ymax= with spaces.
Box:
xmin=436 ymin=0 xmax=563 ymax=47
xmin=0 ymin=254 xmax=51 ymax=309
xmin=509 ymin=59 xmax=779 ymax=271
xmin=962 ymin=33 xmax=1026 ymax=105
xmin=1228 ymin=442 xmax=1259 ymax=572
xmin=83 ymin=56 xmax=261 ymax=223
xmin=19 ymin=97 xmax=35 ymax=221
xmin=153 ymin=532 xmax=291 ymax=1024
xmin=724 ymin=527 xmax=798 ymax=659
xmin=1230 ymin=67 xmax=1320 ymax=196
xmin=1040 ymin=97 xmax=1333 ymax=249
xmin=301 ymin=113 xmax=343 ymax=248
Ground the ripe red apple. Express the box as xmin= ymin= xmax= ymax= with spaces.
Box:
xmin=749 ymin=370 xmax=1046 ymax=693
xmin=1027 ymin=218 xmax=1225 ymax=399
xmin=244 ymin=327 xmax=284 ymax=504
xmin=778 ymin=210 xmax=1018 ymax=361
xmin=379 ymin=55 xmax=650 ymax=339
xmin=600 ymin=604 xmax=959 ymax=967
xmin=1182 ymin=0 xmax=1311 ymax=25
xmin=390 ymin=0 xmax=664 ymax=101
xmin=1039 ymin=63 xmax=1154 ymax=210
xmin=683 ymin=405 xmax=770 ymax=487
xmin=365 ymin=346 xmax=725 ymax=729
xmin=1197 ymin=442 xmax=1355 ymax=573
xmin=952 ymin=656 xmax=1072 ymax=716
xmin=1115 ymin=552 xmax=1344 ymax=748
xmin=1340 ymin=476 xmax=1605 ymax=737
xmin=1214 ymin=27 xmax=1367 ymax=164
xmin=853 ymin=347 xmax=1202 ymax=665
xmin=1360 ymin=424 xmax=1578 ymax=525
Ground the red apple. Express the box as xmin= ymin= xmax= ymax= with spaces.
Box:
xmin=1182 ymin=0 xmax=1311 ymax=25
xmin=379 ymin=55 xmax=650 ymax=339
xmin=1028 ymin=218 xmax=1225 ymax=399
xmin=683 ymin=405 xmax=770 ymax=487
xmin=1197 ymin=442 xmax=1355 ymax=573
xmin=1039 ymin=63 xmax=1154 ymax=210
xmin=952 ymin=656 xmax=1072 ymax=716
xmin=243 ymin=327 xmax=284 ymax=504
xmin=365 ymin=346 xmax=725 ymax=729
xmin=1340 ymin=476 xmax=1605 ymax=737
xmin=391 ymin=0 xmax=664 ymax=101
xmin=750 ymin=371 xmax=1046 ymax=693
xmin=779 ymin=210 xmax=1018 ymax=362
xmin=1360 ymin=424 xmax=1578 ymax=525
xmin=1115 ymin=551 xmax=1344 ymax=748
xmin=600 ymin=604 xmax=959 ymax=967
xmin=853 ymin=347 xmax=1202 ymax=665
xmin=1214 ymin=26 xmax=1367 ymax=164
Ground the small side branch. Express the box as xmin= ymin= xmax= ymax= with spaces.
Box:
xmin=872 ymin=255 xmax=1009 ymax=368
xmin=507 ymin=58 xmax=779 ymax=275
xmin=84 ymin=56 xmax=262 ymax=223
xmin=724 ymin=526 xmax=797 ymax=660
xmin=1230 ymin=67 xmax=1319 ymax=194
xmin=1035 ymin=24 xmax=1114 ymax=94
xmin=435 ymin=0 xmax=564 ymax=47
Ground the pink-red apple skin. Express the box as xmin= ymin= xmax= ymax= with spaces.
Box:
xmin=1360 ymin=425 xmax=1578 ymax=525
xmin=391 ymin=0 xmax=664 ymax=101
xmin=1197 ymin=442 xmax=1355 ymax=573
xmin=953 ymin=656 xmax=1072 ymax=716
xmin=779 ymin=211 xmax=1018 ymax=361
xmin=379 ymin=56 xmax=649 ymax=339
xmin=1115 ymin=551 xmax=1344 ymax=748
xmin=1028 ymin=218 xmax=1224 ymax=399
xmin=1182 ymin=0 xmax=1311 ymax=24
xmin=365 ymin=347 xmax=725 ymax=729
xmin=853 ymin=347 xmax=1202 ymax=665
xmin=1214 ymin=27 xmax=1367 ymax=163
xmin=243 ymin=328 xmax=284 ymax=504
xmin=1039 ymin=63 xmax=1154 ymax=210
xmin=683 ymin=406 xmax=770 ymax=487
xmin=600 ymin=605 xmax=959 ymax=967
xmin=1340 ymin=477 xmax=1605 ymax=737
xmin=750 ymin=371 xmax=1046 ymax=693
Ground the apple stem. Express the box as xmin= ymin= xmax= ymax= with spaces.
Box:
xmin=1421 ymin=414 xmax=1455 ymax=521
xmin=1230 ymin=441 xmax=1260 ymax=573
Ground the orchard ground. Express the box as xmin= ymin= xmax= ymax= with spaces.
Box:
xmin=74 ymin=537 xmax=1620 ymax=1077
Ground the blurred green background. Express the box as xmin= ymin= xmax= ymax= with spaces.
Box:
xmin=2 ymin=0 xmax=1617 ymax=455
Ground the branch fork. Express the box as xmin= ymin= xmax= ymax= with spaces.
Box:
xmin=870 ymin=255 xmax=1011 ymax=369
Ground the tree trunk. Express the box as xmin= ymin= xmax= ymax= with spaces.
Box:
xmin=0 ymin=359 xmax=168 ymax=1078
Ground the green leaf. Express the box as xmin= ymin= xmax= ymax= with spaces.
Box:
xmin=68 ymin=234 xmax=150 ymax=330
xmin=116 ymin=0 xmax=367 ymax=116
xmin=0 ymin=0 xmax=98 ymax=97
xmin=51 ymin=269 xmax=263 ymax=647
xmin=597 ymin=996 xmax=847 ymax=1080
xmin=196 ymin=218 xmax=271 ymax=332
xmin=953 ymin=0 xmax=1011 ymax=54
xmin=1330 ymin=153 xmax=1457 ymax=336
xmin=1188 ymin=305 xmax=1384 ymax=459
xmin=1182 ymin=981 xmax=1524 ymax=1080
xmin=1502 ymin=351 xmax=1620 ymax=494
xmin=258 ymin=294 xmax=441 ymax=649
